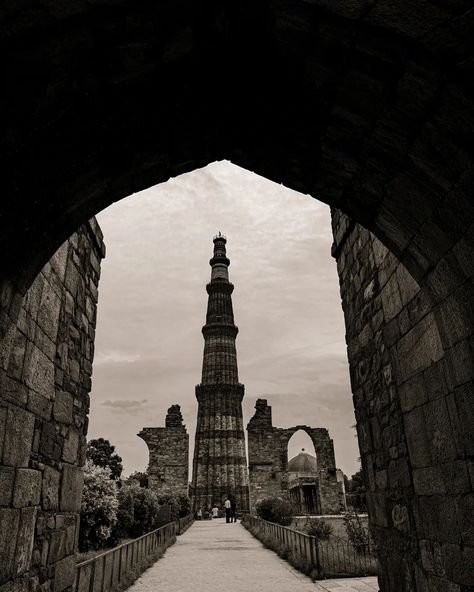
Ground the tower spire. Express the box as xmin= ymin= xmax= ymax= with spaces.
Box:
xmin=192 ymin=235 xmax=250 ymax=512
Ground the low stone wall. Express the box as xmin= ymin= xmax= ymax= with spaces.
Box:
xmin=75 ymin=518 xmax=193 ymax=592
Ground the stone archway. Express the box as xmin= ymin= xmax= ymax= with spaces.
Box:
xmin=0 ymin=3 xmax=473 ymax=591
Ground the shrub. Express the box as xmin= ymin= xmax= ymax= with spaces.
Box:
xmin=256 ymin=497 xmax=294 ymax=526
xmin=158 ymin=494 xmax=192 ymax=520
xmin=305 ymin=518 xmax=333 ymax=541
xmin=343 ymin=511 xmax=371 ymax=554
xmin=79 ymin=460 xmax=118 ymax=551
xmin=113 ymin=484 xmax=162 ymax=540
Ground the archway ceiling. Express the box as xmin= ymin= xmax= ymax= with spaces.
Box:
xmin=1 ymin=1 xmax=472 ymax=290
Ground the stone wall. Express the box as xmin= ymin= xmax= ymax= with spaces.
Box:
xmin=0 ymin=220 xmax=104 ymax=592
xmin=138 ymin=405 xmax=189 ymax=499
xmin=247 ymin=399 xmax=343 ymax=515
xmin=332 ymin=209 xmax=473 ymax=592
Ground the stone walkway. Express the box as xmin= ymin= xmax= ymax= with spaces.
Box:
xmin=129 ymin=520 xmax=379 ymax=592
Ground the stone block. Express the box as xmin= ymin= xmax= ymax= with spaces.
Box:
xmin=37 ymin=281 xmax=61 ymax=342
xmin=456 ymin=494 xmax=474 ymax=546
xmin=396 ymin=313 xmax=444 ymax=382
xmin=62 ymin=428 xmax=79 ymax=463
xmin=413 ymin=466 xmax=445 ymax=495
xmin=0 ymin=467 xmax=15 ymax=506
xmin=0 ymin=407 xmax=6 ymax=459
xmin=403 ymin=406 xmax=431 ymax=468
xmin=445 ymin=340 xmax=474 ymax=390
xmin=53 ymin=391 xmax=74 ymax=425
xmin=399 ymin=373 xmax=427 ymax=412
xmin=2 ymin=406 xmax=34 ymax=467
xmin=381 ymin=274 xmax=403 ymax=322
xmin=50 ymin=242 xmax=69 ymax=282
xmin=15 ymin=507 xmax=37 ymax=575
xmin=0 ymin=373 xmax=28 ymax=406
xmin=48 ymin=527 xmax=75 ymax=564
xmin=39 ymin=422 xmax=62 ymax=462
xmin=13 ymin=469 xmax=42 ymax=508
xmin=27 ymin=390 xmax=52 ymax=421
xmin=423 ymin=398 xmax=458 ymax=462
xmin=60 ymin=465 xmax=83 ymax=512
xmin=23 ymin=343 xmax=54 ymax=400
xmin=53 ymin=555 xmax=75 ymax=592
xmin=7 ymin=332 xmax=27 ymax=381
xmin=42 ymin=466 xmax=60 ymax=510
xmin=0 ymin=509 xmax=20 ymax=584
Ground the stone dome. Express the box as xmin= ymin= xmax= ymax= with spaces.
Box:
xmin=288 ymin=448 xmax=317 ymax=473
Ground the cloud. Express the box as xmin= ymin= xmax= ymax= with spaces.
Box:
xmin=101 ymin=399 xmax=148 ymax=412
xmin=94 ymin=350 xmax=141 ymax=365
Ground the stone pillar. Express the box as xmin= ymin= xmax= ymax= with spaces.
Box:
xmin=331 ymin=209 xmax=474 ymax=591
xmin=0 ymin=219 xmax=104 ymax=592
xmin=138 ymin=405 xmax=189 ymax=498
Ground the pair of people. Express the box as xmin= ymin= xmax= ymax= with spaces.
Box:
xmin=224 ymin=498 xmax=237 ymax=523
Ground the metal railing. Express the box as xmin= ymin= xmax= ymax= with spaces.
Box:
xmin=176 ymin=513 xmax=194 ymax=535
xmin=242 ymin=514 xmax=377 ymax=579
xmin=75 ymin=521 xmax=176 ymax=592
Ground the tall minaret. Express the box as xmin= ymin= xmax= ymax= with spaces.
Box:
xmin=192 ymin=233 xmax=250 ymax=512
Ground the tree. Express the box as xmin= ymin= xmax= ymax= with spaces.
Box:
xmin=124 ymin=471 xmax=148 ymax=488
xmin=348 ymin=469 xmax=367 ymax=512
xmin=79 ymin=460 xmax=119 ymax=551
xmin=86 ymin=438 xmax=123 ymax=481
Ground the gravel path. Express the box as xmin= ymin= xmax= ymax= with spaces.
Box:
xmin=128 ymin=520 xmax=379 ymax=592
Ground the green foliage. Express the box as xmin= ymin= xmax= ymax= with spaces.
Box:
xmin=158 ymin=494 xmax=192 ymax=520
xmin=86 ymin=438 xmax=123 ymax=481
xmin=79 ymin=460 xmax=118 ymax=551
xmin=346 ymin=468 xmax=367 ymax=511
xmin=124 ymin=471 xmax=149 ymax=488
xmin=305 ymin=518 xmax=333 ymax=541
xmin=113 ymin=484 xmax=161 ymax=540
xmin=256 ymin=497 xmax=294 ymax=526
xmin=343 ymin=510 xmax=370 ymax=554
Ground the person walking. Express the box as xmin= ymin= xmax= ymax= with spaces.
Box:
xmin=230 ymin=498 xmax=237 ymax=522
xmin=224 ymin=497 xmax=232 ymax=523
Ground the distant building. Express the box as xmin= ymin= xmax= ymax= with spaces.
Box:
xmin=247 ymin=399 xmax=346 ymax=515
xmin=138 ymin=404 xmax=189 ymax=498
xmin=288 ymin=449 xmax=347 ymax=515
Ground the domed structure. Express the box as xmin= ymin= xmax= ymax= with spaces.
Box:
xmin=288 ymin=449 xmax=317 ymax=474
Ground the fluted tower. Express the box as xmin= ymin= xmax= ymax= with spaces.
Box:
xmin=192 ymin=233 xmax=250 ymax=512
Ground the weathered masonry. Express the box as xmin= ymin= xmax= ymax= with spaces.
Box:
xmin=191 ymin=235 xmax=250 ymax=513
xmin=1 ymin=2 xmax=474 ymax=591
xmin=139 ymin=405 xmax=189 ymax=499
xmin=247 ymin=399 xmax=344 ymax=515
xmin=0 ymin=220 xmax=104 ymax=592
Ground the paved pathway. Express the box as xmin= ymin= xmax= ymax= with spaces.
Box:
xmin=129 ymin=520 xmax=379 ymax=592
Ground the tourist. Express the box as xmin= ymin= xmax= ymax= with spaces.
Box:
xmin=197 ymin=507 xmax=202 ymax=520
xmin=230 ymin=498 xmax=237 ymax=522
xmin=224 ymin=497 xmax=232 ymax=523
xmin=211 ymin=504 xmax=219 ymax=519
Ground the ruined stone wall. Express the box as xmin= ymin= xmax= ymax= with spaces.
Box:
xmin=0 ymin=220 xmax=104 ymax=592
xmin=138 ymin=405 xmax=189 ymax=499
xmin=247 ymin=399 xmax=342 ymax=515
xmin=332 ymin=210 xmax=473 ymax=592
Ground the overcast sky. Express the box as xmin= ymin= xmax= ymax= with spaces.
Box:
xmin=90 ymin=161 xmax=360 ymax=479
